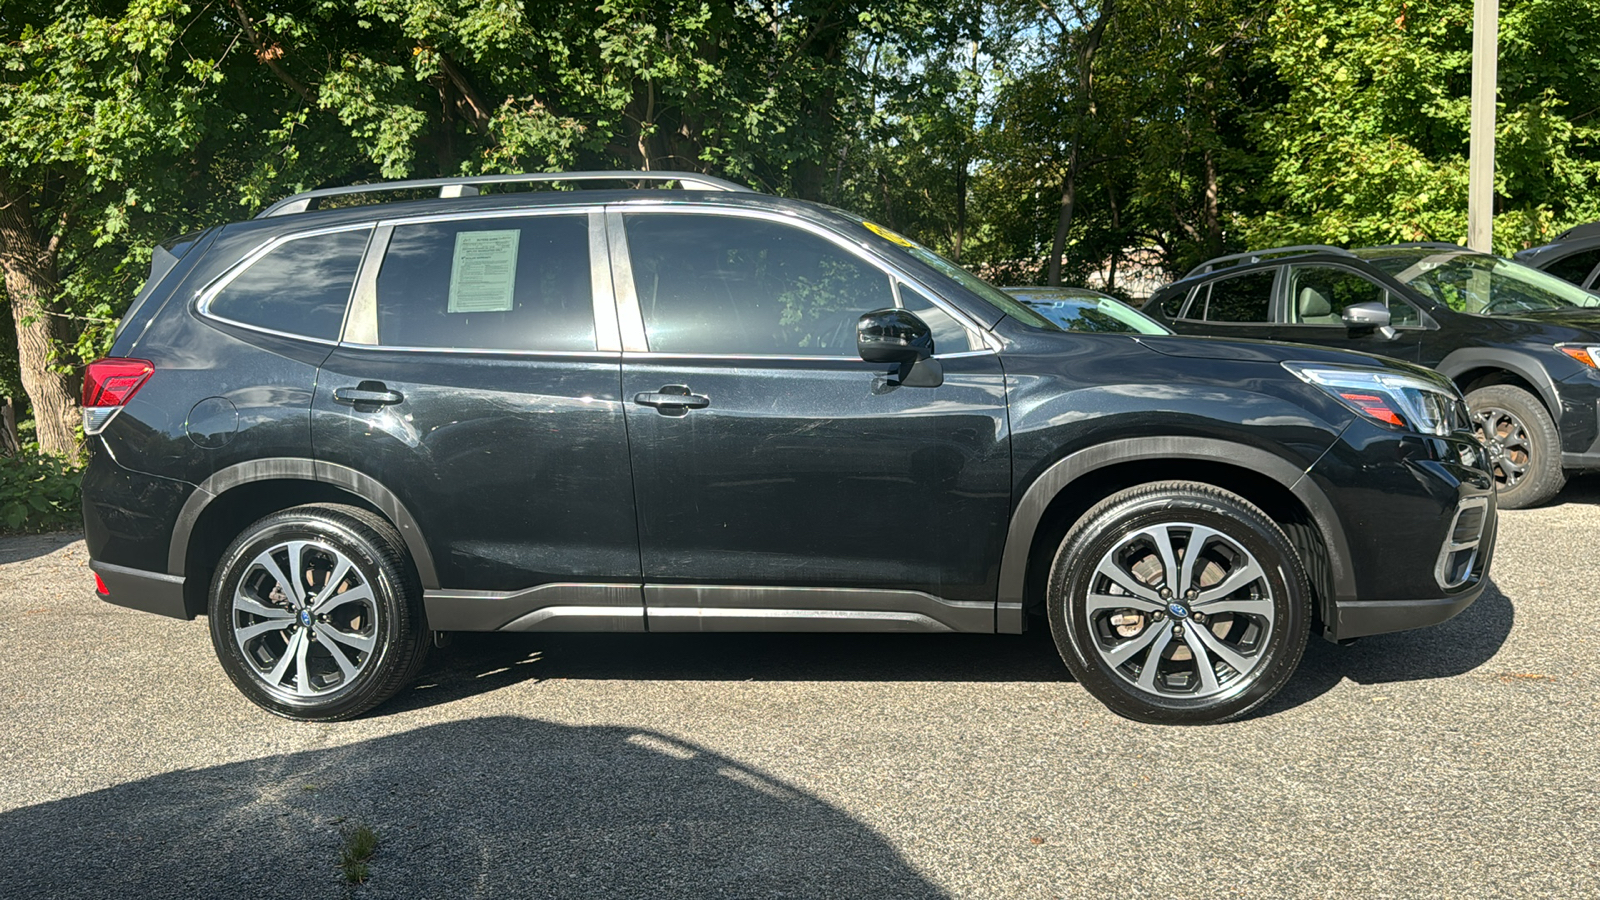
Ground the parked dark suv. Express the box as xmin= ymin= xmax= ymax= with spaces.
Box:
xmin=82 ymin=173 xmax=1496 ymax=725
xmin=1145 ymin=244 xmax=1600 ymax=508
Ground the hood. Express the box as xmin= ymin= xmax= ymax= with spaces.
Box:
xmin=1131 ymin=333 xmax=1421 ymax=373
xmin=1496 ymin=307 xmax=1600 ymax=334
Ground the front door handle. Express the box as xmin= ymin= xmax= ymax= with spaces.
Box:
xmin=333 ymin=385 xmax=404 ymax=406
xmin=634 ymin=385 xmax=710 ymax=415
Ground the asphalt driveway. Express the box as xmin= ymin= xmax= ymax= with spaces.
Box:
xmin=1 ymin=484 xmax=1596 ymax=898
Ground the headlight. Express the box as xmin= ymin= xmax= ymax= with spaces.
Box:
xmin=1556 ymin=344 xmax=1600 ymax=367
xmin=1283 ymin=363 xmax=1466 ymax=436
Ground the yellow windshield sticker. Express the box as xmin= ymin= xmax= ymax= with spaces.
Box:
xmin=863 ymin=221 xmax=915 ymax=247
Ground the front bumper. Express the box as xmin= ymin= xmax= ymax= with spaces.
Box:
xmin=1327 ymin=508 xmax=1496 ymax=640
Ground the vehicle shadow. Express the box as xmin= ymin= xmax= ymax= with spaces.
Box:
xmin=0 ymin=530 xmax=81 ymax=566
xmin=1260 ymin=577 xmax=1515 ymax=716
xmin=389 ymin=626 xmax=1071 ymax=714
xmin=1545 ymin=472 xmax=1600 ymax=507
xmin=0 ymin=717 xmax=948 ymax=899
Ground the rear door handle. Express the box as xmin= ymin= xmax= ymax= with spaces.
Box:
xmin=634 ymin=385 xmax=710 ymax=415
xmin=333 ymin=386 xmax=404 ymax=406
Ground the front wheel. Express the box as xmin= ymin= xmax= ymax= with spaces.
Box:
xmin=1047 ymin=482 xmax=1310 ymax=725
xmin=208 ymin=504 xmax=429 ymax=721
xmin=1466 ymin=384 xmax=1564 ymax=509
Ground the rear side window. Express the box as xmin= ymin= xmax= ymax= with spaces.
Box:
xmin=1545 ymin=248 xmax=1600 ymax=287
xmin=206 ymin=229 xmax=371 ymax=341
xmin=1190 ymin=270 xmax=1275 ymax=323
xmin=376 ymin=215 xmax=595 ymax=351
xmin=624 ymin=213 xmax=895 ymax=355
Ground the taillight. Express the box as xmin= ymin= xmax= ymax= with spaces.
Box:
xmin=82 ymin=358 xmax=154 ymax=434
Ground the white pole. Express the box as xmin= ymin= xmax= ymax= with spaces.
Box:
xmin=1467 ymin=0 xmax=1499 ymax=253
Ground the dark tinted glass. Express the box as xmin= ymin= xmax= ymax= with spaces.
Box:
xmin=899 ymin=283 xmax=976 ymax=352
xmin=1545 ymin=248 xmax=1600 ymax=287
xmin=1286 ymin=265 xmax=1419 ymax=326
xmin=377 ymin=215 xmax=594 ymax=351
xmin=1201 ymin=270 xmax=1274 ymax=323
xmin=209 ymin=229 xmax=370 ymax=341
xmin=625 ymin=213 xmax=894 ymax=355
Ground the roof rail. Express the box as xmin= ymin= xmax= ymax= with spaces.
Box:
xmin=256 ymin=170 xmax=755 ymax=218
xmin=1186 ymin=245 xmax=1354 ymax=277
xmin=1377 ymin=241 xmax=1470 ymax=251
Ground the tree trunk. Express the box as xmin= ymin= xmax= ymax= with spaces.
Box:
xmin=1047 ymin=149 xmax=1078 ymax=287
xmin=0 ymin=397 xmax=19 ymax=457
xmin=1202 ymin=146 xmax=1223 ymax=258
xmin=0 ymin=184 xmax=81 ymax=457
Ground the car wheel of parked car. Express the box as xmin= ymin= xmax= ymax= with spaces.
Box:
xmin=1466 ymin=385 xmax=1564 ymax=509
xmin=1046 ymin=482 xmax=1310 ymax=725
xmin=208 ymin=504 xmax=429 ymax=721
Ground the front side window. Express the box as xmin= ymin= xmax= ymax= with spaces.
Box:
xmin=625 ymin=213 xmax=895 ymax=356
xmin=1545 ymin=248 xmax=1600 ymax=288
xmin=1188 ymin=270 xmax=1274 ymax=323
xmin=375 ymin=215 xmax=595 ymax=351
xmin=1285 ymin=265 xmax=1420 ymax=327
xmin=899 ymin=283 xmax=978 ymax=353
xmin=207 ymin=229 xmax=371 ymax=341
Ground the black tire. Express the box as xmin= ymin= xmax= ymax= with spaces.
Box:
xmin=1467 ymin=384 xmax=1564 ymax=509
xmin=208 ymin=504 xmax=429 ymax=721
xmin=1046 ymin=481 xmax=1311 ymax=725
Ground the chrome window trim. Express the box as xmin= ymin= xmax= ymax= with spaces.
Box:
xmin=604 ymin=212 xmax=651 ymax=352
xmin=193 ymin=223 xmax=375 ymax=344
xmin=588 ymin=210 xmax=622 ymax=352
xmin=604 ymin=203 xmax=1002 ymax=358
xmin=352 ymin=207 xmax=606 ymax=354
xmin=332 ymin=343 xmax=621 ymax=359
xmin=341 ymin=225 xmax=390 ymax=345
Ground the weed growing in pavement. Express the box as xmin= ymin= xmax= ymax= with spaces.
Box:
xmin=339 ymin=822 xmax=378 ymax=884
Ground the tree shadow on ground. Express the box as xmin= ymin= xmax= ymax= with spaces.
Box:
xmin=0 ymin=717 xmax=946 ymax=900
xmin=0 ymin=530 xmax=79 ymax=566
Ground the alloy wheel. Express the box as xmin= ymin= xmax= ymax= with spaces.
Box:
xmin=1087 ymin=522 xmax=1274 ymax=699
xmin=1472 ymin=405 xmax=1530 ymax=490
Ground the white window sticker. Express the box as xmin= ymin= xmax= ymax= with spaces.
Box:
xmin=447 ymin=230 xmax=520 ymax=313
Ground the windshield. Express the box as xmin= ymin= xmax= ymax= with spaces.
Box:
xmin=1008 ymin=291 xmax=1172 ymax=335
xmin=854 ymin=221 xmax=1060 ymax=329
xmin=1368 ymin=251 xmax=1600 ymax=315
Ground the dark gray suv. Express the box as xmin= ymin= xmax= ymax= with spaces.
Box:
xmin=82 ymin=172 xmax=1496 ymax=725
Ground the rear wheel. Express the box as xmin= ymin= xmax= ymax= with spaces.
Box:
xmin=1466 ymin=384 xmax=1564 ymax=509
xmin=1046 ymin=482 xmax=1310 ymax=725
xmin=208 ymin=504 xmax=428 ymax=721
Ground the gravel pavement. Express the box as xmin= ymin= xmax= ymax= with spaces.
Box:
xmin=2 ymin=484 xmax=1597 ymax=899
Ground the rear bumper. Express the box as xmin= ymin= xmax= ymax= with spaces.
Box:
xmin=90 ymin=560 xmax=190 ymax=620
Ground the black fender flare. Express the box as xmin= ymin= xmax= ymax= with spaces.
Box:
xmin=168 ymin=458 xmax=439 ymax=589
xmin=1435 ymin=348 xmax=1562 ymax=422
xmin=995 ymin=437 xmax=1353 ymax=633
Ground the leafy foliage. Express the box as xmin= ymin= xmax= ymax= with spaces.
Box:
xmin=0 ymin=451 xmax=82 ymax=534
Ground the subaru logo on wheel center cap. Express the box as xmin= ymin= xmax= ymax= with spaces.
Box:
xmin=299 ymin=610 xmax=313 ymax=628
xmin=1168 ymin=603 xmax=1189 ymax=619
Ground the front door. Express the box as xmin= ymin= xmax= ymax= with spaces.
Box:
xmin=1271 ymin=263 xmax=1425 ymax=363
xmin=609 ymin=208 xmax=1011 ymax=632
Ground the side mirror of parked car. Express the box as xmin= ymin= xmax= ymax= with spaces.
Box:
xmin=857 ymin=308 xmax=942 ymax=387
xmin=1342 ymin=302 xmax=1397 ymax=340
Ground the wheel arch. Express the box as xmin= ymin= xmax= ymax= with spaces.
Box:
xmin=170 ymin=459 xmax=438 ymax=617
xmin=998 ymin=438 xmax=1353 ymax=637
xmin=1436 ymin=349 xmax=1561 ymax=421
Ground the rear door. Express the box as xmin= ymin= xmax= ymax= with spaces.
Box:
xmin=311 ymin=209 xmax=643 ymax=627
xmin=1168 ymin=268 xmax=1280 ymax=341
xmin=608 ymin=207 xmax=1011 ymax=632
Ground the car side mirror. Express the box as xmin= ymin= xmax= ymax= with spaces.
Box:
xmin=1342 ymin=302 xmax=1397 ymax=340
xmin=857 ymin=308 xmax=942 ymax=387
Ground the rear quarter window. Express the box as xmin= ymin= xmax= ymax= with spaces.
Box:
xmin=204 ymin=229 xmax=371 ymax=341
